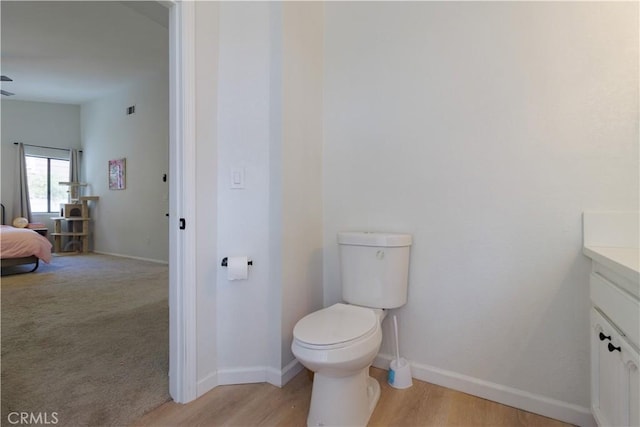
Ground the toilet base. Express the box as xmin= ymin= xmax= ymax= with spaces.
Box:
xmin=307 ymin=367 xmax=380 ymax=427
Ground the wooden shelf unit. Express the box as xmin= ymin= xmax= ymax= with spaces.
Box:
xmin=51 ymin=196 xmax=99 ymax=254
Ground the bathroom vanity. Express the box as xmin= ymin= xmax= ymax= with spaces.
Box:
xmin=583 ymin=212 xmax=639 ymax=427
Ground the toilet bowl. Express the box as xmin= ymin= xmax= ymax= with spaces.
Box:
xmin=292 ymin=303 xmax=387 ymax=427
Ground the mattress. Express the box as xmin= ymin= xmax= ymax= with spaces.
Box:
xmin=0 ymin=225 xmax=52 ymax=263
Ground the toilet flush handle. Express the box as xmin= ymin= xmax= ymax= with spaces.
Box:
xmin=376 ymin=250 xmax=385 ymax=260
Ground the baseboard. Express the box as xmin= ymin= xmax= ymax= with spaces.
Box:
xmin=373 ymin=353 xmax=595 ymax=427
xmin=198 ymin=360 xmax=303 ymax=397
xmin=217 ymin=366 xmax=268 ymax=386
xmin=196 ymin=371 xmax=219 ymax=397
xmin=267 ymin=359 xmax=303 ymax=387
xmin=93 ymin=250 xmax=168 ymax=265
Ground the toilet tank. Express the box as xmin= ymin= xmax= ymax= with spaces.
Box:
xmin=338 ymin=232 xmax=412 ymax=309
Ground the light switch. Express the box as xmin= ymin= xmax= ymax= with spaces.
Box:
xmin=230 ymin=167 xmax=245 ymax=189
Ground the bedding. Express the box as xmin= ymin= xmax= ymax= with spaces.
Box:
xmin=1 ymin=225 xmax=52 ymax=263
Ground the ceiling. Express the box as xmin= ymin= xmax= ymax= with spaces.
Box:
xmin=0 ymin=1 xmax=169 ymax=105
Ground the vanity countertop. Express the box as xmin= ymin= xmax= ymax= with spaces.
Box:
xmin=583 ymin=246 xmax=639 ymax=276
xmin=583 ymin=246 xmax=639 ymax=296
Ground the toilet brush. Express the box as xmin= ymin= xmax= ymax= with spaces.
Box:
xmin=394 ymin=315 xmax=401 ymax=366
xmin=388 ymin=314 xmax=412 ymax=389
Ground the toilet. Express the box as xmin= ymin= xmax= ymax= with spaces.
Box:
xmin=292 ymin=231 xmax=412 ymax=427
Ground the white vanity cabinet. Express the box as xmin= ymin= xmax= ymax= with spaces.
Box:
xmin=591 ymin=307 xmax=639 ymax=427
xmin=583 ymin=211 xmax=639 ymax=427
xmin=585 ymin=251 xmax=639 ymax=427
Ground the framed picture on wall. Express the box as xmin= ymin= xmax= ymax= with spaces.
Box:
xmin=108 ymin=158 xmax=126 ymax=190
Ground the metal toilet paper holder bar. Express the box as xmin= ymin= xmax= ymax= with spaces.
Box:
xmin=221 ymin=257 xmax=253 ymax=267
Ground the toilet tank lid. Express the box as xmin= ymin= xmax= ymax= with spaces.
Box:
xmin=337 ymin=231 xmax=412 ymax=247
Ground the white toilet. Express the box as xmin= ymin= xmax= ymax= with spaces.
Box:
xmin=292 ymin=231 xmax=412 ymax=427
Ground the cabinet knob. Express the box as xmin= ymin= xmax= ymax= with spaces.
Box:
xmin=599 ymin=332 xmax=611 ymax=341
xmin=608 ymin=343 xmax=621 ymax=353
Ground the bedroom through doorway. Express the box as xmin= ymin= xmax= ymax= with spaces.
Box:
xmin=0 ymin=1 xmax=172 ymax=425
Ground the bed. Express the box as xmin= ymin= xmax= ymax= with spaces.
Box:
xmin=0 ymin=205 xmax=53 ymax=274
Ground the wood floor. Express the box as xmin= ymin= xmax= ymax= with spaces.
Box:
xmin=134 ymin=368 xmax=572 ymax=427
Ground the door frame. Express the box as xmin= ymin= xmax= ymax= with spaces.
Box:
xmin=166 ymin=0 xmax=197 ymax=403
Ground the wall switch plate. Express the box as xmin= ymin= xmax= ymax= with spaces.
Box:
xmin=230 ymin=167 xmax=245 ymax=189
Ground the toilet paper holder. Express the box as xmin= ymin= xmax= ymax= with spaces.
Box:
xmin=221 ymin=257 xmax=253 ymax=267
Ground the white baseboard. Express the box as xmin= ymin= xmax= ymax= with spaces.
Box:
xmin=276 ymin=359 xmax=304 ymax=387
xmin=196 ymin=371 xmax=219 ymax=397
xmin=373 ymin=353 xmax=595 ymax=427
xmin=93 ymin=250 xmax=168 ymax=265
xmin=198 ymin=360 xmax=303 ymax=397
xmin=217 ymin=366 xmax=268 ymax=385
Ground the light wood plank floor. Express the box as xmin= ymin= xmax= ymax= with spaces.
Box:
xmin=134 ymin=368 xmax=573 ymax=427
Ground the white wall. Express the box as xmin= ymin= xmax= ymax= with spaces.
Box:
xmin=194 ymin=0 xmax=220 ymax=394
xmin=0 ymin=100 xmax=81 ymax=227
xmin=279 ymin=2 xmax=324 ymax=370
xmin=215 ymin=1 xmax=273 ymax=379
xmin=323 ymin=1 xmax=637 ymax=423
xmin=192 ymin=2 xmax=324 ymax=391
xmin=82 ymin=74 xmax=169 ymax=262
xmin=268 ymin=1 xmax=285 ymax=379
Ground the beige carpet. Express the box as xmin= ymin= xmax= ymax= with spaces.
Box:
xmin=1 ymin=253 xmax=170 ymax=426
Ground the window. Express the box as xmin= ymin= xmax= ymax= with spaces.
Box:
xmin=26 ymin=156 xmax=70 ymax=213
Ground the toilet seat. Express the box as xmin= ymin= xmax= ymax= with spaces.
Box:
xmin=293 ymin=303 xmax=377 ymax=349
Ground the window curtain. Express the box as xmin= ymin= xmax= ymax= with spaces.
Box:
xmin=13 ymin=142 xmax=32 ymax=222
xmin=68 ymin=148 xmax=80 ymax=201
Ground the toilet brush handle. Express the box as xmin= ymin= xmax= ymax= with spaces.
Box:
xmin=393 ymin=315 xmax=400 ymax=362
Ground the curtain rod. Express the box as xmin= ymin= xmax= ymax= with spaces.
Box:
xmin=14 ymin=142 xmax=83 ymax=153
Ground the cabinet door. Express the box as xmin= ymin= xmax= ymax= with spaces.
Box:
xmin=592 ymin=315 xmax=624 ymax=426
xmin=592 ymin=308 xmax=640 ymax=427
xmin=623 ymin=349 xmax=639 ymax=427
